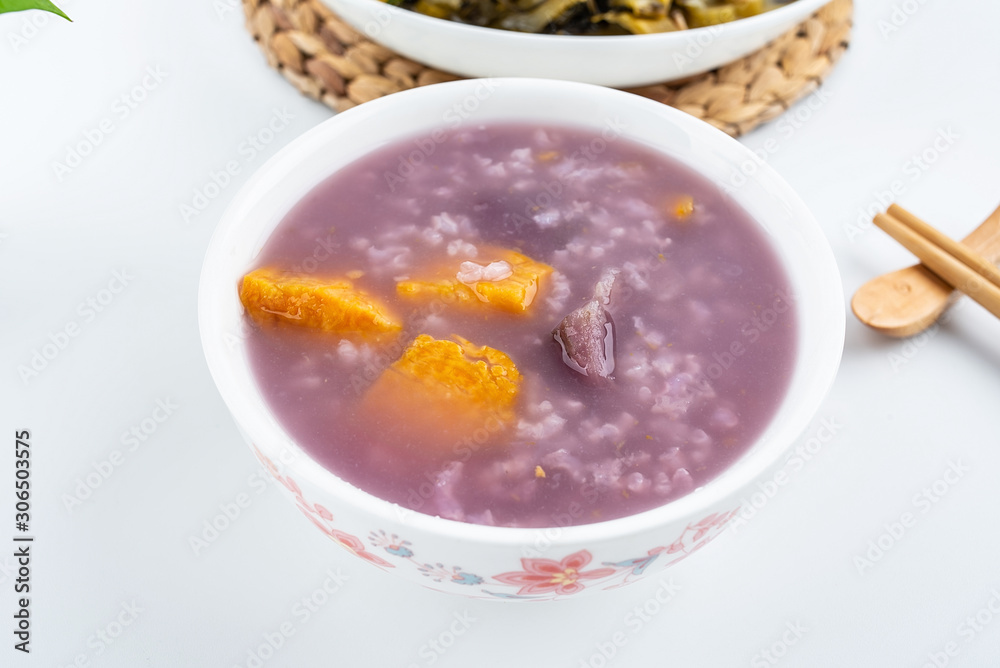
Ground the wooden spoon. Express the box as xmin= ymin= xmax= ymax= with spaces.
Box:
xmin=851 ymin=204 xmax=1000 ymax=337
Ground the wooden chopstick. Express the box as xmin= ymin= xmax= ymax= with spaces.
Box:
xmin=887 ymin=204 xmax=1000 ymax=288
xmin=873 ymin=207 xmax=1000 ymax=320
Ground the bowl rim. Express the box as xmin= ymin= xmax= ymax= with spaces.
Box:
xmin=199 ymin=77 xmax=844 ymax=549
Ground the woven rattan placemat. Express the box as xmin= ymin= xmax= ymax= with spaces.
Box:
xmin=242 ymin=0 xmax=851 ymax=137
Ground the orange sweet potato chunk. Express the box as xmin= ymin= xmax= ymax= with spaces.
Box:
xmin=239 ymin=268 xmax=400 ymax=338
xmin=361 ymin=335 xmax=521 ymax=452
xmin=396 ymin=247 xmax=553 ymax=314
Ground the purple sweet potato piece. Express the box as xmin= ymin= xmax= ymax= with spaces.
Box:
xmin=552 ymin=298 xmax=616 ymax=379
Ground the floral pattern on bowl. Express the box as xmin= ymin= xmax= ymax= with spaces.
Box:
xmin=255 ymin=446 xmax=738 ymax=600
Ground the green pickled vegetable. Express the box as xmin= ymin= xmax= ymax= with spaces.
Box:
xmin=609 ymin=0 xmax=671 ymax=19
xmin=595 ymin=11 xmax=680 ymax=33
xmin=497 ymin=0 xmax=588 ymax=33
xmin=386 ymin=0 xmax=793 ymax=35
xmin=735 ymin=0 xmax=765 ymax=18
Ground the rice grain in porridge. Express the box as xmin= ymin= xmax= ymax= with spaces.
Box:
xmin=240 ymin=122 xmax=796 ymax=528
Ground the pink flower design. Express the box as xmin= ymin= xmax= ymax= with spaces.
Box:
xmin=253 ymin=442 xmax=738 ymax=596
xmin=295 ymin=502 xmax=394 ymax=569
xmin=493 ymin=550 xmax=616 ymax=596
xmin=664 ymin=509 xmax=739 ymax=557
xmin=253 ymin=447 xmax=309 ymax=508
xmin=314 ymin=503 xmax=334 ymax=521
xmin=329 ymin=529 xmax=394 ymax=568
xmin=690 ymin=511 xmax=731 ymax=542
xmin=257 ymin=448 xmax=279 ymax=476
xmin=252 ymin=446 xmax=393 ymax=570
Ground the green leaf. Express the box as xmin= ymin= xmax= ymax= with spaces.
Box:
xmin=0 ymin=0 xmax=72 ymax=21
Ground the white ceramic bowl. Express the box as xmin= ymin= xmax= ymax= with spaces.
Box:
xmin=199 ymin=78 xmax=844 ymax=600
xmin=321 ymin=0 xmax=829 ymax=87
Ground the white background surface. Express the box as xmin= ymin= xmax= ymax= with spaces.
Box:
xmin=3 ymin=1 xmax=1000 ymax=666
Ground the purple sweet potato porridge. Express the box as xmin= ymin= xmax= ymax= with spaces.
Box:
xmin=241 ymin=122 xmax=796 ymax=528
